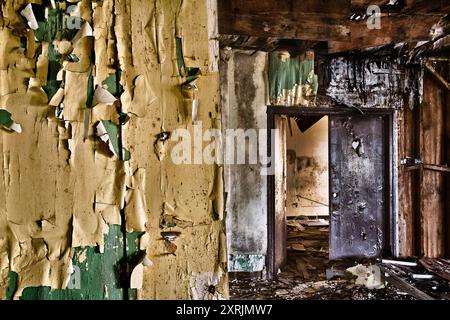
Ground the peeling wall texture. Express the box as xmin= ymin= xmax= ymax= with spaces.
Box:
xmin=220 ymin=49 xmax=268 ymax=273
xmin=0 ymin=0 xmax=227 ymax=300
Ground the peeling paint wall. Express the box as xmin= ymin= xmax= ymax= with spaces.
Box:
xmin=0 ymin=0 xmax=227 ymax=300
xmin=220 ymin=49 xmax=268 ymax=273
xmin=286 ymin=117 xmax=329 ymax=217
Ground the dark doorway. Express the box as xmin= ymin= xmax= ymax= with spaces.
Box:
xmin=267 ymin=106 xmax=394 ymax=279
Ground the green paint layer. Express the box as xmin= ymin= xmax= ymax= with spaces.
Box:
xmin=20 ymin=226 xmax=141 ymax=300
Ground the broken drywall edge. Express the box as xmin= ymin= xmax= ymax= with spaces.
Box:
xmin=96 ymin=120 xmax=130 ymax=161
xmin=49 ymin=88 xmax=65 ymax=107
xmin=93 ymin=86 xmax=117 ymax=106
xmin=130 ymin=255 xmax=153 ymax=289
xmin=20 ymin=4 xmax=39 ymax=31
xmin=72 ymin=22 xmax=94 ymax=48
xmin=0 ymin=109 xmax=22 ymax=133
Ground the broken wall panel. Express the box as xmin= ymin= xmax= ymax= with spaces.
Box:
xmin=0 ymin=0 xmax=226 ymax=300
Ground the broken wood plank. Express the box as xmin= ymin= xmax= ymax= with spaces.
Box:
xmin=424 ymin=164 xmax=450 ymax=173
xmin=296 ymin=258 xmax=310 ymax=280
xmin=419 ymin=258 xmax=450 ymax=282
xmin=405 ymin=163 xmax=450 ymax=173
xmin=380 ymin=265 xmax=435 ymax=300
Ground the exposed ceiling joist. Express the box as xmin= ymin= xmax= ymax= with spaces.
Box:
xmin=403 ymin=0 xmax=450 ymax=13
xmin=218 ymin=0 xmax=449 ymax=53
xmin=223 ymin=0 xmax=352 ymax=16
xmin=218 ymin=35 xmax=322 ymax=54
xmin=219 ymin=12 xmax=351 ymax=42
xmin=218 ymin=0 xmax=352 ymax=42
xmin=329 ymin=15 xmax=443 ymax=53
xmin=351 ymin=0 xmax=389 ymax=11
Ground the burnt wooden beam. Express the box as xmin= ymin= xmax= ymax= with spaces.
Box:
xmin=219 ymin=12 xmax=351 ymax=42
xmin=351 ymin=0 xmax=389 ymax=11
xmin=353 ymin=0 xmax=450 ymax=13
xmin=218 ymin=0 xmax=448 ymax=52
xmin=329 ymin=14 xmax=442 ymax=53
xmin=218 ymin=0 xmax=352 ymax=42
xmin=405 ymin=163 xmax=450 ymax=172
xmin=404 ymin=0 xmax=450 ymax=13
xmin=219 ymin=35 xmax=280 ymax=51
xmin=419 ymin=258 xmax=450 ymax=282
xmin=379 ymin=265 xmax=435 ymax=300
xmin=425 ymin=62 xmax=450 ymax=90
xmin=218 ymin=35 xmax=320 ymax=54
xmin=223 ymin=0 xmax=351 ymax=16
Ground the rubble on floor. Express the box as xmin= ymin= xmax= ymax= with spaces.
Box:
xmin=230 ymin=220 xmax=450 ymax=300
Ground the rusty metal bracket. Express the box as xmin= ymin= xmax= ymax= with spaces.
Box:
xmin=402 ymin=157 xmax=450 ymax=173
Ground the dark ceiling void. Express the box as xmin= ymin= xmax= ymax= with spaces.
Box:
xmin=293 ymin=116 xmax=324 ymax=133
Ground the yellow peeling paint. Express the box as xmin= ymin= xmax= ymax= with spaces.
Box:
xmin=0 ymin=0 xmax=226 ymax=299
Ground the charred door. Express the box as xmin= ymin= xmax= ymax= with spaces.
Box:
xmin=329 ymin=115 xmax=388 ymax=260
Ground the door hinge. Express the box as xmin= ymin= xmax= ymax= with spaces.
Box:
xmin=400 ymin=156 xmax=422 ymax=166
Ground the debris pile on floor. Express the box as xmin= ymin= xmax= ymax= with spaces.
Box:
xmin=230 ymin=220 xmax=450 ymax=300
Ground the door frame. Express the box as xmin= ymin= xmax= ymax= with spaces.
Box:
xmin=266 ymin=106 xmax=395 ymax=279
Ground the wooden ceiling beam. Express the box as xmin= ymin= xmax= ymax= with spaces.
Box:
xmin=351 ymin=0 xmax=390 ymax=11
xmin=218 ymin=0 xmax=449 ymax=53
xmin=403 ymin=0 xmax=450 ymax=13
xmin=329 ymin=14 xmax=442 ymax=53
xmin=222 ymin=0 xmax=352 ymax=16
xmin=219 ymin=12 xmax=351 ymax=42
xmin=218 ymin=0 xmax=352 ymax=42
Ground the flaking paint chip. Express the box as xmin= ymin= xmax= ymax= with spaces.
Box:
xmin=20 ymin=4 xmax=39 ymax=30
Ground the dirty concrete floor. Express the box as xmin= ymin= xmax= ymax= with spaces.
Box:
xmin=230 ymin=223 xmax=416 ymax=300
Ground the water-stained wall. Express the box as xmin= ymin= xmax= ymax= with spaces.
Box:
xmin=286 ymin=117 xmax=329 ymax=217
xmin=220 ymin=49 xmax=268 ymax=272
xmin=0 ymin=0 xmax=227 ymax=300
